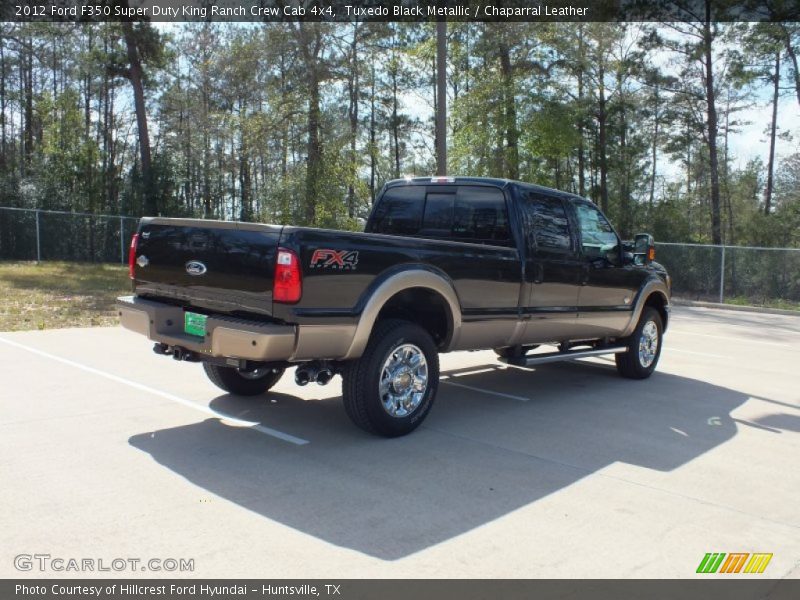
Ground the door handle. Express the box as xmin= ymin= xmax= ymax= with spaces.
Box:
xmin=533 ymin=264 xmax=543 ymax=284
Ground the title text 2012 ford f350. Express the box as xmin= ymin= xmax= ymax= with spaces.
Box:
xmin=118 ymin=177 xmax=670 ymax=436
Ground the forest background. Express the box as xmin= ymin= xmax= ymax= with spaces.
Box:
xmin=1 ymin=19 xmax=799 ymax=251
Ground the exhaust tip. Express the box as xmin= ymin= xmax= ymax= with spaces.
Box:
xmin=316 ymin=369 xmax=333 ymax=386
xmin=295 ymin=370 xmax=310 ymax=386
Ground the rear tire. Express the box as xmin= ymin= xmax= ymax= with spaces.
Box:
xmin=203 ymin=363 xmax=284 ymax=396
xmin=341 ymin=319 xmax=439 ymax=437
xmin=615 ymin=307 xmax=663 ymax=379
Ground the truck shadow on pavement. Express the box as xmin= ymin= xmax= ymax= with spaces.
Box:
xmin=129 ymin=360 xmax=751 ymax=560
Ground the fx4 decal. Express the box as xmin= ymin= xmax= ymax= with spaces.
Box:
xmin=310 ymin=249 xmax=359 ymax=270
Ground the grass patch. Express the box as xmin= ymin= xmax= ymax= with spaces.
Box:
xmin=0 ymin=261 xmax=129 ymax=331
xmin=724 ymin=296 xmax=800 ymax=312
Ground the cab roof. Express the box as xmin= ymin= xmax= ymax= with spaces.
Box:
xmin=384 ymin=176 xmax=589 ymax=203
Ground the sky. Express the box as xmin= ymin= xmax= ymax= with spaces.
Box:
xmin=728 ymin=95 xmax=798 ymax=172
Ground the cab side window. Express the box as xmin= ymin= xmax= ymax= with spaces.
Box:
xmin=574 ymin=202 xmax=619 ymax=260
xmin=519 ymin=192 xmax=573 ymax=254
xmin=416 ymin=186 xmax=511 ymax=246
xmin=452 ymin=186 xmax=511 ymax=245
xmin=370 ymin=184 xmax=512 ymax=246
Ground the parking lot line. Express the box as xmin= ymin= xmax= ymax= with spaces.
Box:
xmin=667 ymin=348 xmax=727 ymax=359
xmin=448 ymin=367 xmax=498 ymax=377
xmin=440 ymin=377 xmax=530 ymax=402
xmin=0 ymin=336 xmax=310 ymax=446
xmin=676 ymin=313 xmax=800 ymax=336
xmin=669 ymin=329 xmax=792 ymax=348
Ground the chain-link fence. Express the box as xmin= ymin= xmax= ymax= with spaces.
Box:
xmin=656 ymin=242 xmax=800 ymax=305
xmin=1 ymin=206 xmax=799 ymax=305
xmin=0 ymin=207 xmax=139 ymax=264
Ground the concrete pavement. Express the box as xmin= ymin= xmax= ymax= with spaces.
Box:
xmin=1 ymin=306 xmax=798 ymax=578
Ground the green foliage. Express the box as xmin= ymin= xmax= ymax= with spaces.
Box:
xmin=0 ymin=21 xmax=797 ymax=255
xmin=30 ymin=89 xmax=102 ymax=212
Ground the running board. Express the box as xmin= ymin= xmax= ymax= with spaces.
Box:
xmin=499 ymin=346 xmax=628 ymax=367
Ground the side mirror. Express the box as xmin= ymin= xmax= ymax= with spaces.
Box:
xmin=601 ymin=243 xmax=621 ymax=265
xmin=634 ymin=233 xmax=655 ymax=265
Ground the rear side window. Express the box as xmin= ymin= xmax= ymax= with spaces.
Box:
xmin=519 ymin=192 xmax=573 ymax=253
xmin=452 ymin=187 xmax=511 ymax=245
xmin=370 ymin=184 xmax=511 ymax=246
xmin=370 ymin=186 xmax=425 ymax=235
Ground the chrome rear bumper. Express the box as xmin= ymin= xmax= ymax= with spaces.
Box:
xmin=117 ymin=296 xmax=296 ymax=362
xmin=117 ymin=295 xmax=358 ymax=362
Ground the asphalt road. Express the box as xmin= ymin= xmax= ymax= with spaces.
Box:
xmin=1 ymin=306 xmax=798 ymax=578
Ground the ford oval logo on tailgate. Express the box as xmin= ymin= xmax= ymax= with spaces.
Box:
xmin=185 ymin=260 xmax=207 ymax=276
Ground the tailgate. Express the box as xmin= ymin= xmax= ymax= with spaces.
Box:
xmin=132 ymin=217 xmax=283 ymax=317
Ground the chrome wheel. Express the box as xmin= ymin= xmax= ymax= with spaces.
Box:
xmin=238 ymin=367 xmax=275 ymax=380
xmin=638 ymin=320 xmax=659 ymax=368
xmin=379 ymin=343 xmax=429 ymax=418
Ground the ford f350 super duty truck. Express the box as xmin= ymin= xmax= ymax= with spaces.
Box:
xmin=118 ymin=177 xmax=670 ymax=437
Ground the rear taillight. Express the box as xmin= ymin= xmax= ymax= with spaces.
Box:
xmin=128 ymin=233 xmax=139 ymax=279
xmin=273 ymin=248 xmax=302 ymax=303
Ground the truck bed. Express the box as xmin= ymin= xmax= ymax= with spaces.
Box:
xmin=131 ymin=217 xmax=522 ymax=328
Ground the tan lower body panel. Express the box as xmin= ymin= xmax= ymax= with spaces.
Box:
xmin=118 ymin=294 xmax=646 ymax=362
xmin=453 ymin=312 xmax=629 ymax=351
xmin=450 ymin=319 xmax=523 ymax=351
xmin=518 ymin=314 xmax=583 ymax=345
xmin=117 ymin=296 xmax=356 ymax=362
xmin=290 ymin=324 xmax=358 ymax=361
xmin=118 ymin=296 xmax=297 ymax=362
xmin=574 ymin=311 xmax=631 ymax=339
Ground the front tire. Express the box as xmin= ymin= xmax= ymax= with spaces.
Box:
xmin=203 ymin=363 xmax=284 ymax=396
xmin=341 ymin=319 xmax=439 ymax=437
xmin=615 ymin=307 xmax=663 ymax=379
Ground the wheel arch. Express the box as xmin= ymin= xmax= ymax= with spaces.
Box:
xmin=644 ymin=290 xmax=669 ymax=331
xmin=621 ymin=279 xmax=670 ymax=337
xmin=342 ymin=268 xmax=462 ymax=359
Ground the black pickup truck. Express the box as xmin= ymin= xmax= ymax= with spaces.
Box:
xmin=119 ymin=176 xmax=670 ymax=436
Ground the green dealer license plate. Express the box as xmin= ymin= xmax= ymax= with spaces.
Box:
xmin=184 ymin=311 xmax=207 ymax=337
